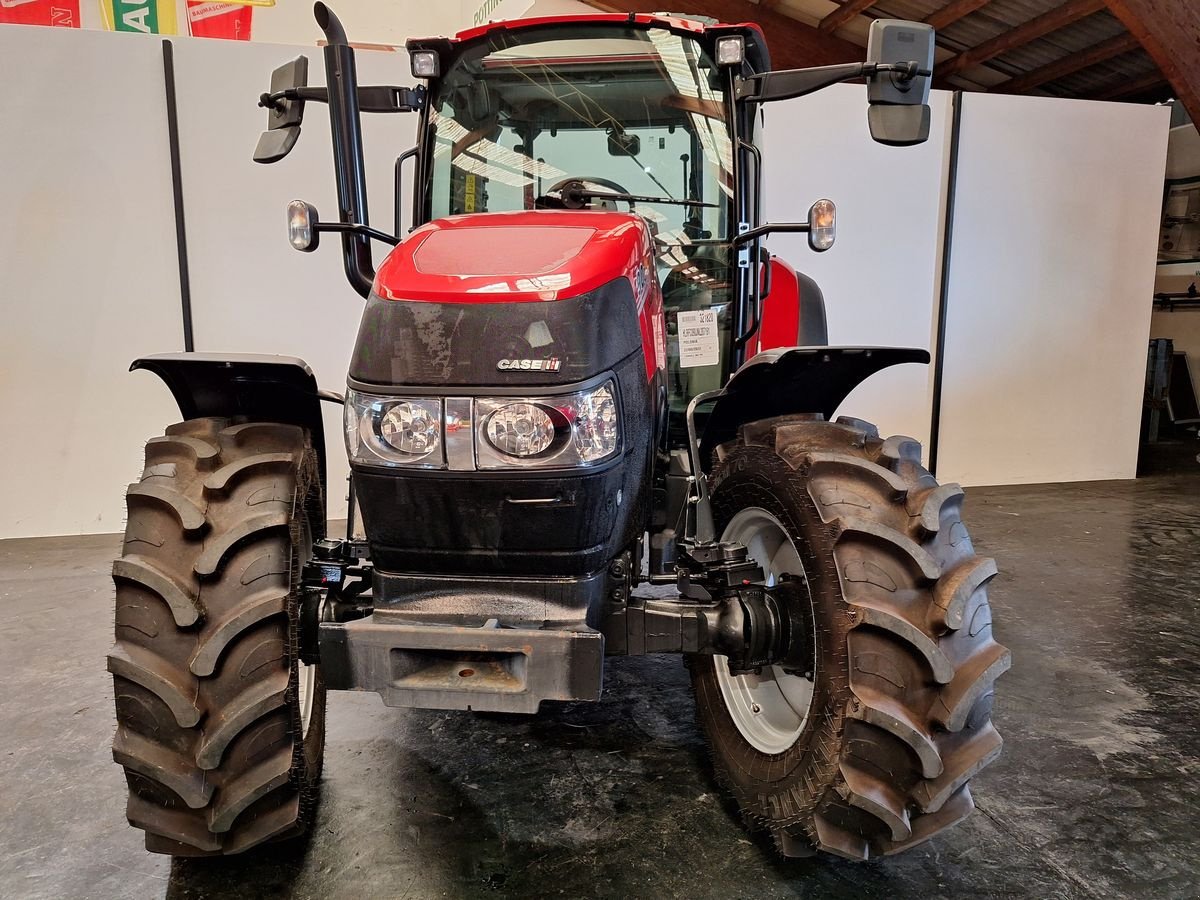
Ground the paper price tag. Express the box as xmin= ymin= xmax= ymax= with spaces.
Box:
xmin=677 ymin=309 xmax=719 ymax=368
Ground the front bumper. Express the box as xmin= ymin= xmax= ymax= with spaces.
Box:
xmin=317 ymin=569 xmax=610 ymax=713
xmin=319 ymin=617 xmax=603 ymax=713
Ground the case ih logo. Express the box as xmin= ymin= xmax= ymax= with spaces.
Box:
xmin=497 ymin=358 xmax=562 ymax=372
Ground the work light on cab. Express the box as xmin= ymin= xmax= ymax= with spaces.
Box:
xmin=410 ymin=50 xmax=439 ymax=79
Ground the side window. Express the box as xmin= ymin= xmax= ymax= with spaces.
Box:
xmin=661 ymin=248 xmax=733 ymax=413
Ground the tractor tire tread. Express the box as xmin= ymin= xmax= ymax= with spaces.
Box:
xmin=689 ymin=415 xmax=1007 ymax=860
xmin=110 ymin=418 xmax=324 ymax=856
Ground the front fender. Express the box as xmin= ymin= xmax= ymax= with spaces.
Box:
xmin=131 ymin=352 xmax=330 ymax=499
xmin=698 ymin=346 xmax=929 ymax=472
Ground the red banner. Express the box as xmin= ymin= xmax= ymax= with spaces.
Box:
xmin=186 ymin=1 xmax=252 ymax=40
xmin=0 ymin=0 xmax=80 ymax=27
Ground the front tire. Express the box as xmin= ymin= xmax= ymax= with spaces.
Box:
xmin=689 ymin=415 xmax=1009 ymax=859
xmin=108 ymin=418 xmax=326 ymax=856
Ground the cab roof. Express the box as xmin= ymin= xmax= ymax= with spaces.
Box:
xmin=407 ymin=12 xmax=771 ymax=75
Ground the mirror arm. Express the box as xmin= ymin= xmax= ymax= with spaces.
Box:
xmin=731 ymin=222 xmax=809 ymax=247
xmin=737 ymin=61 xmax=931 ymax=104
xmin=259 ymin=85 xmax=424 ymax=114
xmin=314 ymin=221 xmax=400 ymax=247
xmin=737 ymin=62 xmax=864 ymax=103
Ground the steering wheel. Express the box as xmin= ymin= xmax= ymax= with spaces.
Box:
xmin=541 ymin=176 xmax=634 ymax=210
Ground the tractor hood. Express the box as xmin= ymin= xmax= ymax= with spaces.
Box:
xmin=372 ymin=210 xmax=651 ymax=303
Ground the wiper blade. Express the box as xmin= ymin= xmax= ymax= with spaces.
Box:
xmin=555 ymin=180 xmax=716 ymax=209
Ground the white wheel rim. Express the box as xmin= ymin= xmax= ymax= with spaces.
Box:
xmin=298 ymin=655 xmax=316 ymax=737
xmin=714 ymin=507 xmax=815 ymax=755
xmin=297 ymin=517 xmax=316 ymax=738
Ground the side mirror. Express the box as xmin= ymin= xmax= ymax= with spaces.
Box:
xmin=866 ymin=20 xmax=934 ymax=147
xmin=253 ymin=56 xmax=309 ymax=164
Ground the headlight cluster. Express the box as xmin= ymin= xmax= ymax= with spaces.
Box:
xmin=475 ymin=382 xmax=619 ymax=469
xmin=345 ymin=381 xmax=620 ymax=470
xmin=345 ymin=395 xmax=443 ymax=468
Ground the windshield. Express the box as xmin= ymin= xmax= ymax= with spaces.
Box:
xmin=425 ymin=25 xmax=733 ymax=242
xmin=424 ymin=24 xmax=738 ymax=410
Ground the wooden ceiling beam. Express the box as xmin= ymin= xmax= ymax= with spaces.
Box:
xmin=1090 ymin=69 xmax=1168 ymax=101
xmin=939 ymin=0 xmax=1106 ymax=78
xmin=924 ymin=0 xmax=993 ymax=31
xmin=580 ymin=0 xmax=866 ymax=69
xmin=819 ymin=0 xmax=882 ymax=33
xmin=1102 ymin=0 xmax=1200 ymax=123
xmin=988 ymin=31 xmax=1140 ymax=93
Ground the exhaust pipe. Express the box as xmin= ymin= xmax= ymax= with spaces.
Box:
xmin=314 ymin=2 xmax=374 ymax=297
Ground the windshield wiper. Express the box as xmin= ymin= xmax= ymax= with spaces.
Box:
xmin=553 ymin=180 xmax=716 ymax=210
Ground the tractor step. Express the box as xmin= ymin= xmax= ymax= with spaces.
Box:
xmin=319 ymin=616 xmax=604 ymax=713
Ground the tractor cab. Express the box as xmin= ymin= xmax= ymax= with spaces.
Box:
xmin=413 ymin=16 xmax=755 ymax=417
xmin=258 ymin=8 xmax=935 ymax=421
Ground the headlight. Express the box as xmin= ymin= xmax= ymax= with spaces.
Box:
xmin=380 ymin=401 xmax=440 ymax=456
xmin=345 ymin=391 xmax=443 ymax=468
xmin=476 ymin=380 xmax=621 ymax=469
xmin=484 ymin=402 xmax=563 ymax=458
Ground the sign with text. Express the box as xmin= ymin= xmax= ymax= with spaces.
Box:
xmin=677 ymin=308 xmax=720 ymax=368
xmin=0 ymin=0 xmax=80 ymax=27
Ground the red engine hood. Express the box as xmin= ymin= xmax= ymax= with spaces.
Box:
xmin=372 ymin=210 xmax=652 ymax=303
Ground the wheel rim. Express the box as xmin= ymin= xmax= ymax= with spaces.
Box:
xmin=714 ymin=507 xmax=815 ymax=755
xmin=297 ymin=516 xmax=316 ymax=738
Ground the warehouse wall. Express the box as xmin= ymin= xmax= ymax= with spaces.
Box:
xmin=0 ymin=24 xmax=1170 ymax=538
xmin=761 ymin=84 xmax=953 ymax=450
xmin=935 ymin=93 xmax=1168 ymax=486
xmin=0 ymin=28 xmax=183 ymax=538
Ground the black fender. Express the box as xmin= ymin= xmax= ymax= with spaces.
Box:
xmin=698 ymin=346 xmax=929 ymax=472
xmin=795 ymin=271 xmax=829 ymax=346
xmin=131 ymin=353 xmax=330 ymax=499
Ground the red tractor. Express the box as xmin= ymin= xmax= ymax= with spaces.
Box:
xmin=109 ymin=4 xmax=1009 ymax=861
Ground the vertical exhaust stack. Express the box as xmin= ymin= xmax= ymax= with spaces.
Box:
xmin=314 ymin=2 xmax=375 ymax=297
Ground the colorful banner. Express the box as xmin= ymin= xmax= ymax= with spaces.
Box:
xmin=185 ymin=1 xmax=251 ymax=40
xmin=0 ymin=0 xmax=81 ymax=27
xmin=98 ymin=0 xmax=177 ymax=34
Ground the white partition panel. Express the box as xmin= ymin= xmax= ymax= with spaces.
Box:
xmin=936 ymin=93 xmax=1168 ymax=486
xmin=171 ymin=38 xmax=418 ymax=519
xmin=761 ymin=84 xmax=953 ymax=450
xmin=0 ymin=27 xmax=183 ymax=539
xmin=0 ymin=30 xmax=1172 ymax=540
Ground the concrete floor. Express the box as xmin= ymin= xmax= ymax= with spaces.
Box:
xmin=2 ymin=467 xmax=1199 ymax=899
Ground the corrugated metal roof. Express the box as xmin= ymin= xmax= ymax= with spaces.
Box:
xmin=1051 ymin=51 xmax=1159 ymax=96
xmin=869 ymin=0 xmax=944 ymax=20
xmin=985 ymin=11 xmax=1125 ymax=73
